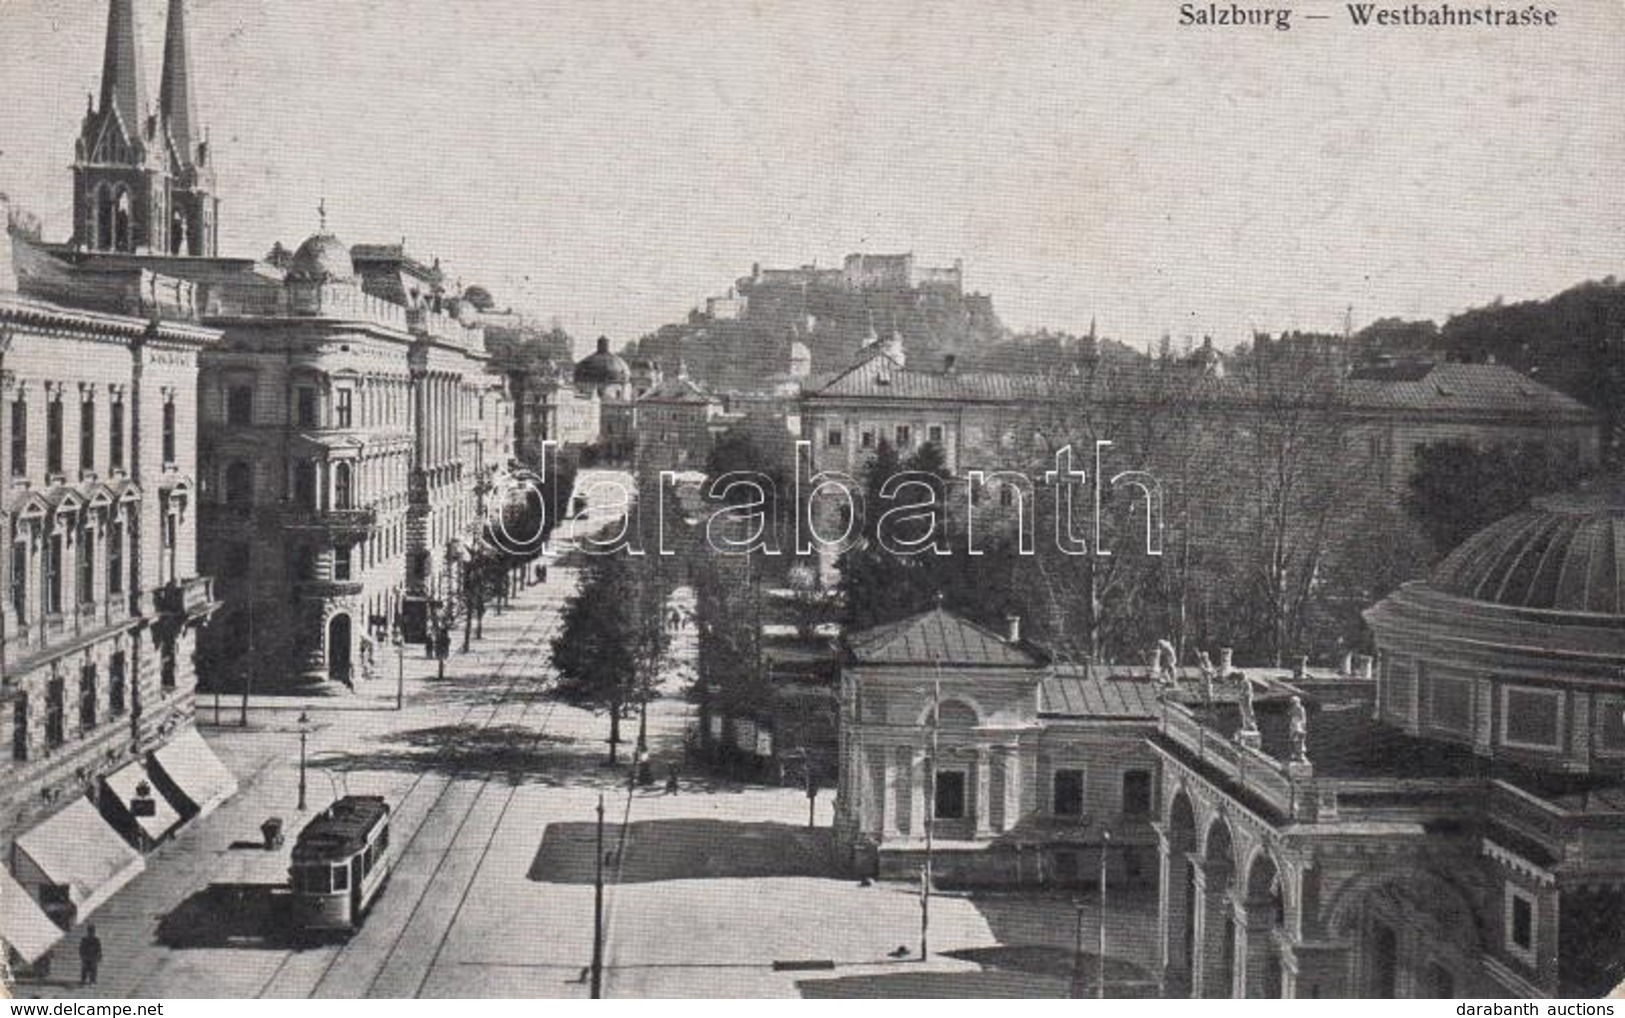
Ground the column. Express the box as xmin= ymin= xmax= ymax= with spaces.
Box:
xmin=909 ymin=747 xmax=927 ymax=838
xmin=881 ymin=749 xmax=898 ymax=838
xmin=974 ymin=744 xmax=992 ymax=838
xmin=1233 ymin=895 xmax=1280 ymax=998
xmin=1188 ymin=859 xmax=1209 ymax=998
xmin=1200 ymin=862 xmax=1235 ymax=998
xmin=1000 ymin=745 xmax=1022 ymax=832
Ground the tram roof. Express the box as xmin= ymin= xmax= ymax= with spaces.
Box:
xmin=292 ymin=795 xmax=390 ymax=861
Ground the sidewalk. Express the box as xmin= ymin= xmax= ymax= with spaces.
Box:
xmin=9 ymin=567 xmax=577 ymax=1000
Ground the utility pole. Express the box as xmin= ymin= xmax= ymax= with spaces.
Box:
xmin=591 ymin=793 xmax=605 ymax=999
xmin=1098 ymin=829 xmax=1111 ymax=1000
xmin=296 ymin=708 xmax=311 ymax=811
xmin=920 ymin=658 xmax=941 ymax=962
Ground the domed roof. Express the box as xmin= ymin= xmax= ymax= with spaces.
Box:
xmin=286 ymin=232 xmax=355 ymax=284
xmin=1430 ymin=482 xmax=1625 ymax=615
xmin=574 ymin=336 xmax=630 ymax=386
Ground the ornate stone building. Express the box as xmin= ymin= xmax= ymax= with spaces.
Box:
xmin=1149 ymin=483 xmax=1625 ymax=998
xmin=31 ymin=0 xmax=514 ymax=690
xmin=2 ymin=204 xmax=226 ymax=954
xmin=832 ymin=604 xmax=1163 ymax=887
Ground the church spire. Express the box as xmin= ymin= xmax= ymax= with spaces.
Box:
xmin=98 ymin=0 xmax=147 ymax=129
xmin=160 ymin=0 xmax=199 ymax=163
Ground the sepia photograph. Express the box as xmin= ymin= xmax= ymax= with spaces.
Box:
xmin=1 ymin=0 xmax=1624 ymax=1002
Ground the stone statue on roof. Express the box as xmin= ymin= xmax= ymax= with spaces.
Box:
xmin=1197 ymin=649 xmax=1215 ymax=705
xmin=1288 ymin=695 xmax=1309 ymax=764
xmin=1155 ymin=638 xmax=1179 ymax=686
xmin=1237 ymin=672 xmax=1258 ymax=735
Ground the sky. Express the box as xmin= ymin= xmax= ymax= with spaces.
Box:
xmin=1 ymin=0 xmax=1622 ymax=357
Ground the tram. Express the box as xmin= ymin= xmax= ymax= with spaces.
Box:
xmin=288 ymin=795 xmax=393 ymax=933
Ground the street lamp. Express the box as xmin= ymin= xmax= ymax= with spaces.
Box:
xmin=1098 ymin=828 xmax=1111 ymax=1000
xmin=392 ymin=625 xmax=405 ymax=711
xmin=297 ymin=707 xmax=312 ymax=811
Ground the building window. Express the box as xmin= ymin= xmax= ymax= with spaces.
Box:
xmin=11 ymin=694 xmax=27 ymax=762
xmin=1053 ymin=768 xmax=1085 ymax=816
xmin=335 ymin=388 xmax=353 ymax=429
xmin=1599 ymin=696 xmax=1625 ymax=753
xmin=927 ymin=424 xmax=944 ymax=445
xmin=296 ymin=387 xmax=318 ymax=429
xmin=1505 ymin=885 xmax=1536 ymax=963
xmin=934 ymin=770 xmax=966 ymax=820
xmin=45 ymin=677 xmax=64 ymax=749
xmin=163 ymin=513 xmax=178 ymax=584
xmin=78 ymin=529 xmax=95 ymax=604
xmin=999 ymin=485 xmax=1015 ymax=508
xmin=860 ymin=429 xmax=875 ymax=450
xmin=1122 ymin=770 xmax=1153 ymax=816
xmin=225 ymin=461 xmax=254 ymax=506
xmin=45 ymin=398 xmax=63 ymax=475
xmin=107 ymin=522 xmax=124 ymax=595
xmin=294 ymin=460 xmax=318 ymax=511
xmin=227 ymin=385 xmax=254 ymax=426
xmin=896 ymin=424 xmax=912 ymax=447
xmin=109 ymin=652 xmax=126 ymax=716
xmin=334 ymin=546 xmax=352 ymax=581
xmin=10 ymin=398 xmax=26 ymax=477
xmin=827 ymin=428 xmax=843 ymax=448
xmin=162 ymin=402 xmax=177 ymax=464
xmin=10 ymin=541 xmax=27 ymax=617
xmin=161 ymin=642 xmax=177 ymax=691
xmin=79 ymin=663 xmax=97 ymax=730
xmin=44 ymin=534 xmax=62 ymax=615
xmin=1502 ymin=686 xmax=1563 ymax=752
xmin=333 ymin=462 xmax=354 ymax=510
xmin=109 ymin=398 xmax=124 ymax=470
xmin=80 ymin=400 xmax=95 ymax=473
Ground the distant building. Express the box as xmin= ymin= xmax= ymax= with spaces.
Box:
xmin=833 ymin=605 xmax=1163 ymax=888
xmin=631 ymin=364 xmax=731 ymax=472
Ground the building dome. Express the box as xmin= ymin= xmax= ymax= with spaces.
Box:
xmin=574 ymin=336 xmax=630 ymax=388
xmin=286 ymin=233 xmax=355 ymax=284
xmin=1429 ymin=483 xmax=1625 ymax=616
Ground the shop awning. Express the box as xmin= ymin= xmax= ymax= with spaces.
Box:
xmin=12 ymin=798 xmax=144 ymax=921
xmin=149 ymin=727 xmax=237 ymax=819
xmin=102 ymin=760 xmax=183 ymax=845
xmin=1 ymin=868 xmax=62 ymax=964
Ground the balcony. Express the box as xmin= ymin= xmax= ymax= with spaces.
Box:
xmin=155 ymin=576 xmax=216 ymax=619
xmin=1159 ymin=699 xmax=1313 ymax=821
xmin=278 ymin=505 xmax=379 ymax=541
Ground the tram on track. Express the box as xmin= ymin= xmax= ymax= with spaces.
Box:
xmin=288 ymin=795 xmax=393 ymax=933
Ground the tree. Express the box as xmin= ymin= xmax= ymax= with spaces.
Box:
xmin=1406 ymin=440 xmax=1589 ymax=554
xmin=551 ymin=543 xmax=669 ymax=764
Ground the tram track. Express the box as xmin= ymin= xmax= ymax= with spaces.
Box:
xmin=249 ymin=575 xmax=566 ymax=999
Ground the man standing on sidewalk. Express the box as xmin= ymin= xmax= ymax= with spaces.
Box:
xmin=78 ymin=925 xmax=102 ymax=987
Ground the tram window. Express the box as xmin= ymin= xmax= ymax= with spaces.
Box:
xmin=332 ymin=863 xmax=350 ymax=892
xmin=294 ymin=865 xmax=331 ymax=894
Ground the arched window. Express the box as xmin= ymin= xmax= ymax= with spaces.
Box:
xmin=171 ymin=208 xmax=187 ymax=255
xmin=113 ymin=189 xmax=132 ymax=252
xmin=333 ymin=462 xmax=354 ymax=511
xmin=95 ymin=185 xmax=114 ymax=251
xmin=225 ymin=461 xmax=253 ymax=506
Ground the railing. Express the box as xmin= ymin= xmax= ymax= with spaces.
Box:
xmin=1160 ymin=700 xmax=1308 ymax=819
xmin=279 ymin=505 xmax=379 ymax=537
xmin=407 ymin=307 xmax=484 ymax=349
xmin=155 ymin=575 xmax=215 ymax=616
xmin=1315 ymin=777 xmax=1484 ymax=823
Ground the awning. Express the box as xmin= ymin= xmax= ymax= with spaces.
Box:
xmin=12 ymin=798 xmax=144 ymax=921
xmin=102 ymin=760 xmax=183 ymax=845
xmin=149 ymin=727 xmax=238 ymax=819
xmin=1 ymin=868 xmax=62 ymax=964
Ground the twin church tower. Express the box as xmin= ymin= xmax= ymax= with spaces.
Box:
xmin=71 ymin=0 xmax=218 ymax=258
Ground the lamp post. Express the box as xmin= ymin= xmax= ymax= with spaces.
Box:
xmin=591 ymin=793 xmax=605 ymax=999
xmin=1072 ymin=897 xmax=1087 ymax=998
xmin=393 ymin=626 xmax=405 ymax=711
xmin=1098 ymin=828 xmax=1111 ymax=1000
xmin=296 ymin=707 xmax=312 ymax=811
xmin=920 ymin=659 xmax=942 ymax=962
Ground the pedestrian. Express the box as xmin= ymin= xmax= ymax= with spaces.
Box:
xmin=79 ymin=924 xmax=102 ymax=986
xmin=665 ymin=763 xmax=680 ymax=795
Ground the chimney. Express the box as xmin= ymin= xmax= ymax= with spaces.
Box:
xmin=1360 ymin=654 xmax=1375 ymax=681
xmin=1339 ymin=652 xmax=1353 ymax=677
xmin=1219 ymin=647 xmax=1234 ymax=676
xmin=943 ymin=353 xmax=958 ymax=374
xmin=1005 ymin=614 xmax=1022 ymax=644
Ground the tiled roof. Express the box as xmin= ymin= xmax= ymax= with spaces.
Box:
xmin=845 ymin=607 xmax=1043 ymax=667
xmin=1039 ymin=673 xmax=1162 ymax=719
xmin=638 ymin=375 xmax=718 ymax=405
xmin=807 ymin=355 xmax=1593 ymax=421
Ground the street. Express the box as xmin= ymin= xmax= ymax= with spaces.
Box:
xmin=14 ymin=472 xmax=1157 ymax=999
